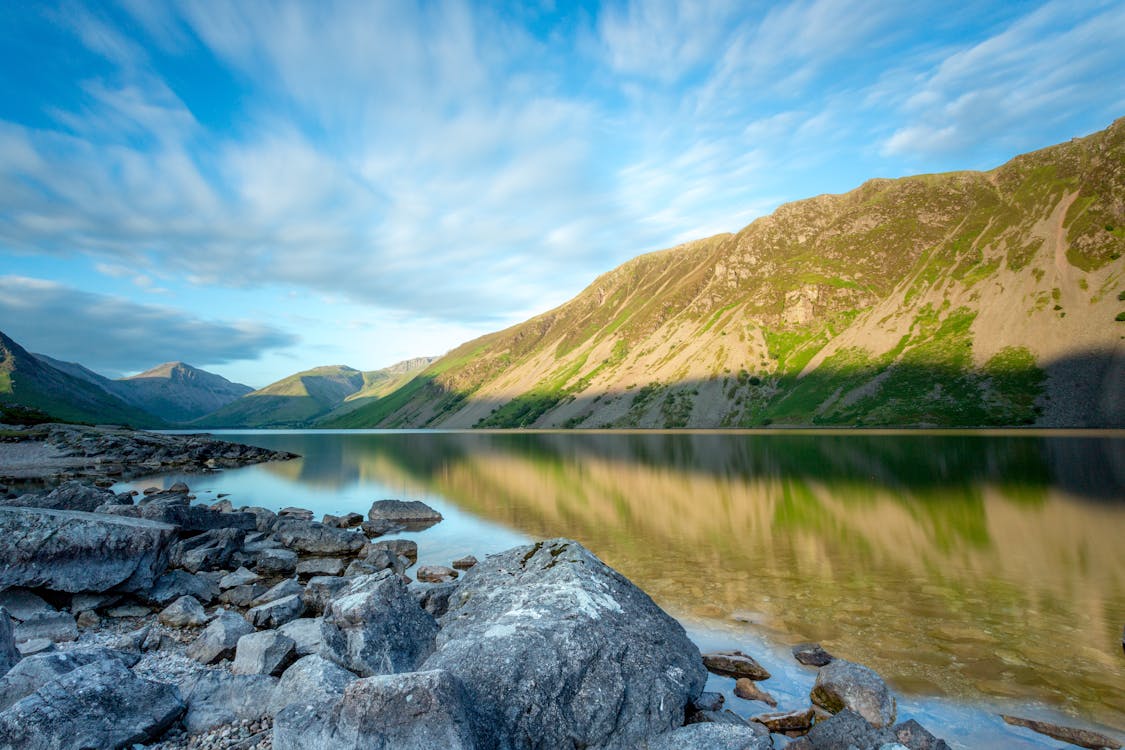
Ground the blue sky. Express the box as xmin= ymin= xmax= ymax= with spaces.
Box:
xmin=1 ymin=0 xmax=1122 ymax=388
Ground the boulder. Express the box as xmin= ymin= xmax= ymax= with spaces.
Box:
xmin=2 ymin=481 xmax=114 ymax=512
xmin=793 ymin=642 xmax=834 ymax=667
xmin=452 ymin=555 xmax=478 ymax=570
xmin=220 ymin=566 xmax=262 ymax=589
xmin=703 ymin=650 xmax=771 ymax=680
xmin=273 ymin=669 xmax=475 ymax=750
xmin=100 ymin=492 xmax=257 ymax=532
xmin=752 ymin=707 xmax=815 ymax=733
xmin=279 ymin=507 xmax=313 ymax=521
xmin=0 ymin=612 xmax=18 ymax=678
xmin=322 ymin=512 xmax=364 ymax=528
xmin=169 ymin=528 xmax=245 ymax=573
xmin=302 ymin=575 xmax=351 ymax=614
xmin=220 ymin=583 xmax=268 ymax=607
xmin=158 ymin=595 xmax=208 ymax=627
xmin=251 ymin=578 xmax=303 ymax=607
xmin=187 ymin=609 xmax=254 ymax=664
xmin=734 ymin=677 xmax=777 ymax=706
xmin=811 ymin=659 xmax=897 ymax=728
xmin=278 ymin=617 xmax=326 ymax=657
xmin=0 ymin=658 xmax=184 ymax=749
xmin=421 ymin=539 xmax=707 ymax=750
xmin=178 ymin=670 xmax=278 ymax=734
xmin=321 ymin=571 xmax=438 ymax=677
xmin=360 ymin=548 xmax=408 ymax=575
xmin=361 ymin=519 xmax=402 ymax=537
xmin=412 ymin=581 xmax=460 ymax=618
xmin=244 ymin=506 xmax=278 ymax=532
xmin=0 ymin=647 xmax=139 ymax=711
xmin=232 ymin=630 xmax=296 ymax=676
xmin=247 ymin=594 xmax=305 ymax=629
xmin=268 ymin=654 xmax=356 ymax=715
xmin=0 ymin=591 xmax=54 ymax=623
xmin=296 ymin=557 xmax=346 ymax=578
xmin=642 ymin=723 xmax=772 ymax=750
xmin=692 ymin=692 xmax=725 ymax=712
xmin=257 ymin=547 xmax=298 ymax=575
xmin=275 ymin=519 xmax=365 ymax=556
xmin=893 ymin=719 xmax=953 ymax=750
xmin=365 ymin=538 xmax=418 ymax=565
xmin=416 ymin=565 xmax=458 ymax=583
xmin=105 ymin=601 xmax=151 ymax=618
xmin=0 ymin=507 xmax=176 ymax=593
xmin=802 ymin=709 xmax=895 ymax=748
xmin=143 ymin=570 xmax=220 ymax=606
xmin=367 ymin=499 xmax=443 ymax=530
xmin=11 ymin=612 xmax=77 ymax=644
xmin=13 ymin=640 xmax=52 ymax=657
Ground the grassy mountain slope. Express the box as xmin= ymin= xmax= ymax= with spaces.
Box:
xmin=117 ymin=362 xmax=253 ymax=423
xmin=193 ymin=365 xmax=366 ymax=428
xmin=317 ymin=357 xmax=437 ymax=425
xmin=345 ymin=118 xmax=1125 ymax=429
xmin=1 ymin=331 xmax=163 ymax=427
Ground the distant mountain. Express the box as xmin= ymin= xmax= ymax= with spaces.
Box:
xmin=195 ymin=358 xmax=436 ymax=428
xmin=117 ymin=362 xmax=253 ymax=423
xmin=336 ymin=118 xmax=1125 ymax=429
xmin=1 ymin=330 xmax=163 ymax=427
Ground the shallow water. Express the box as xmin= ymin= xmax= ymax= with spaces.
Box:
xmin=119 ymin=429 xmax=1125 ymax=747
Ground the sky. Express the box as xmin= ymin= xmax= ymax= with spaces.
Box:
xmin=1 ymin=0 xmax=1123 ymax=388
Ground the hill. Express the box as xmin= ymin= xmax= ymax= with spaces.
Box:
xmin=117 ymin=362 xmax=253 ymax=422
xmin=340 ymin=118 xmax=1125 ymax=429
xmin=317 ymin=357 xmax=438 ymax=425
xmin=0 ymin=330 xmax=163 ymax=427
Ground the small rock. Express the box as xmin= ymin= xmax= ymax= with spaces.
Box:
xmin=0 ymin=590 xmax=55 ymax=622
xmin=187 ymin=610 xmax=254 ymax=664
xmin=752 ymin=707 xmax=815 ymax=733
xmin=168 ymin=481 xmax=190 ymax=493
xmin=275 ymin=520 xmax=365 ymax=556
xmin=220 ymin=583 xmax=269 ymax=607
xmin=0 ymin=648 xmax=139 ymax=711
xmin=734 ymin=677 xmax=777 ymax=706
xmin=296 ymin=557 xmax=346 ymax=578
xmin=451 ymin=555 xmax=477 ymax=570
xmin=893 ymin=719 xmax=952 ymax=750
xmin=277 ymin=617 xmax=325 ymax=657
xmin=105 ymin=602 xmax=152 ymax=618
xmin=793 ymin=642 xmax=834 ymax=667
xmin=302 ymin=576 xmax=350 ymax=614
xmin=267 ymin=654 xmax=356 ymax=715
xmin=232 ymin=630 xmax=296 ymax=676
xmin=0 ymin=610 xmax=20 ymax=677
xmin=247 ymin=594 xmax=305 ymax=629
xmin=251 ymin=578 xmax=303 ymax=607
xmin=811 ymin=659 xmax=897 ymax=728
xmin=412 ymin=581 xmax=460 ymax=618
xmin=366 ymin=499 xmax=443 ymax=530
xmin=278 ymin=507 xmax=313 ymax=521
xmin=12 ymin=612 xmax=78 ymax=644
xmin=365 ymin=538 xmax=418 ymax=565
xmin=220 ymin=566 xmax=262 ymax=590
xmin=692 ymin=692 xmax=725 ymax=712
xmin=703 ymin=650 xmax=771 ymax=680
xmin=15 ymin=638 xmax=54 ymax=656
xmin=257 ymin=548 xmax=298 ymax=575
xmin=69 ymin=592 xmax=120 ymax=612
xmin=178 ymin=670 xmax=278 ymax=734
xmin=1001 ymin=714 xmax=1122 ymax=750
xmin=75 ymin=610 xmax=100 ymax=628
xmin=416 ymin=565 xmax=458 ymax=583
xmin=360 ymin=519 xmax=402 ymax=537
xmin=158 ymin=595 xmax=209 ymax=628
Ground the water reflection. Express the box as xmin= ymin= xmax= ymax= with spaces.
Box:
xmin=160 ymin=430 xmax=1125 ymax=730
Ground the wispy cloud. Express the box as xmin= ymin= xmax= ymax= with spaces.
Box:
xmin=0 ymin=276 xmax=295 ymax=375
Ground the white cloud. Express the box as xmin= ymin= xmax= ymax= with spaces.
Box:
xmin=0 ymin=276 xmax=296 ymax=374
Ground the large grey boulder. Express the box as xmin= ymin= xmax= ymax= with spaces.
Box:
xmin=641 ymin=723 xmax=772 ymax=750
xmin=321 ymin=571 xmax=438 ymax=676
xmin=187 ymin=609 xmax=254 ymax=664
xmin=0 ymin=647 xmax=139 ymax=711
xmin=158 ymin=595 xmax=208 ymax=627
xmin=411 ymin=581 xmax=460 ymax=618
xmin=0 ymin=612 xmax=18 ymax=678
xmin=274 ymin=519 xmax=365 ymax=556
xmin=178 ymin=670 xmax=278 ymax=734
xmin=99 ymin=492 xmax=257 ymax=532
xmin=421 ymin=539 xmax=707 ymax=750
xmin=3 ymin=481 xmax=115 ymax=512
xmin=268 ymin=654 xmax=356 ymax=715
xmin=257 ymin=547 xmax=298 ymax=575
xmin=273 ymin=669 xmax=476 ymax=750
xmin=0 ymin=591 xmax=54 ymax=622
xmin=0 ymin=658 xmax=184 ymax=749
xmin=811 ymin=659 xmax=897 ymax=728
xmin=302 ymin=576 xmax=350 ymax=614
xmin=278 ymin=617 xmax=326 ymax=657
xmin=367 ymin=499 xmax=442 ymax=530
xmin=0 ymin=507 xmax=176 ymax=593
xmin=232 ymin=630 xmax=295 ymax=676
xmin=143 ymin=570 xmax=220 ymax=606
xmin=248 ymin=594 xmax=305 ymax=629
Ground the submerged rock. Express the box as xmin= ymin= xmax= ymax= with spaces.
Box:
xmin=367 ymin=499 xmax=443 ymax=530
xmin=811 ymin=659 xmax=897 ymax=728
xmin=703 ymin=650 xmax=771 ymax=681
xmin=273 ymin=669 xmax=475 ymax=750
xmin=1001 ymin=714 xmax=1122 ymax=750
xmin=321 ymin=571 xmax=438 ymax=676
xmin=734 ymin=677 xmax=777 ymax=706
xmin=752 ymin=707 xmax=815 ymax=733
xmin=0 ymin=658 xmax=184 ymax=749
xmin=421 ymin=538 xmax=707 ymax=750
xmin=793 ymin=642 xmax=834 ymax=667
xmin=0 ymin=507 xmax=176 ymax=593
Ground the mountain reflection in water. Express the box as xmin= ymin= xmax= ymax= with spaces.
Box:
xmin=161 ymin=430 xmax=1125 ymax=730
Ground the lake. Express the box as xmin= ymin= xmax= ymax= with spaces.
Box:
xmin=118 ymin=429 xmax=1125 ymax=748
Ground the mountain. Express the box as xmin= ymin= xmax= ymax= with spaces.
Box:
xmin=116 ymin=362 xmax=253 ymax=423
xmin=197 ymin=358 xmax=437 ymax=428
xmin=1 ymin=330 xmax=163 ymax=427
xmin=335 ymin=118 xmax=1125 ymax=429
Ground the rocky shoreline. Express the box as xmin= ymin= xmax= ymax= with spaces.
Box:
xmin=0 ymin=423 xmax=297 ymax=490
xmin=0 ymin=437 xmax=1120 ymax=749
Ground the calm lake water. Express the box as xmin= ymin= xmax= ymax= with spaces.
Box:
xmin=119 ymin=430 xmax=1125 ymax=748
